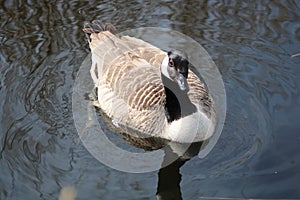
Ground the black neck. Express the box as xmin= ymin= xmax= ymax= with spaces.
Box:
xmin=162 ymin=75 xmax=197 ymax=123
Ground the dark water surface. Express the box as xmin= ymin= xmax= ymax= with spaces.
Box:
xmin=1 ymin=0 xmax=300 ymax=199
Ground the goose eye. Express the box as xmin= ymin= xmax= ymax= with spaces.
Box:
xmin=169 ymin=59 xmax=175 ymax=67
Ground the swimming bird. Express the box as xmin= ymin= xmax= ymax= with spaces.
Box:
xmin=83 ymin=21 xmax=216 ymax=143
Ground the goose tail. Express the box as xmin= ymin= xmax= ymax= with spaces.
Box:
xmin=83 ymin=20 xmax=118 ymax=35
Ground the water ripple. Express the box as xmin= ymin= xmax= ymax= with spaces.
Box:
xmin=0 ymin=0 xmax=299 ymax=199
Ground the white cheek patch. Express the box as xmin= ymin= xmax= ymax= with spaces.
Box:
xmin=161 ymin=56 xmax=171 ymax=79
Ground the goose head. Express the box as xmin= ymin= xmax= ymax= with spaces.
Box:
xmin=161 ymin=50 xmax=189 ymax=92
xmin=161 ymin=50 xmax=197 ymax=123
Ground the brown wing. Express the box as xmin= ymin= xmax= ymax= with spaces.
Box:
xmin=90 ymin=31 xmax=167 ymax=136
xmin=106 ymin=48 xmax=166 ymax=111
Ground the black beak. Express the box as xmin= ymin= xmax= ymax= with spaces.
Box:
xmin=176 ymin=72 xmax=189 ymax=92
xmin=178 ymin=70 xmax=188 ymax=79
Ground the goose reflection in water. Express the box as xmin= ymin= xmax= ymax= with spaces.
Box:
xmin=119 ymin=134 xmax=204 ymax=200
xmin=156 ymin=142 xmax=203 ymax=200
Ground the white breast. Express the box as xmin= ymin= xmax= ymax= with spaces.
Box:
xmin=163 ymin=110 xmax=215 ymax=143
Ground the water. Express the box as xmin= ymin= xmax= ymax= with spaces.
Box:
xmin=1 ymin=0 xmax=300 ymax=199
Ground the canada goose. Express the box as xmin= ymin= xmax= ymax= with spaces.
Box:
xmin=83 ymin=21 xmax=216 ymax=143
